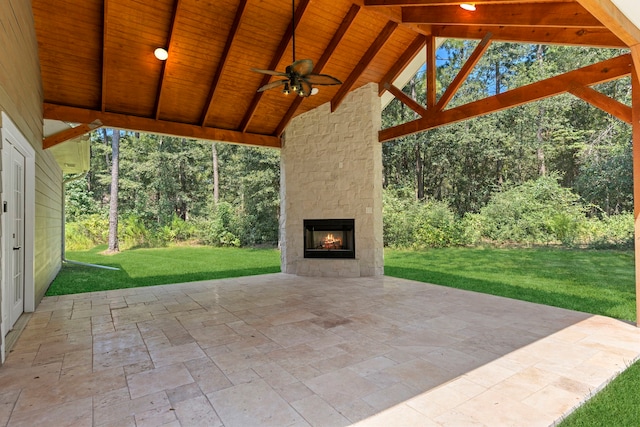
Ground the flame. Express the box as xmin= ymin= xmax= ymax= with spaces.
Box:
xmin=321 ymin=233 xmax=342 ymax=249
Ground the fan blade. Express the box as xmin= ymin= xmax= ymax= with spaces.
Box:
xmin=290 ymin=59 xmax=314 ymax=76
xmin=257 ymin=79 xmax=288 ymax=92
xmin=298 ymin=79 xmax=312 ymax=97
xmin=304 ymin=73 xmax=342 ymax=86
xmin=251 ymin=68 xmax=287 ymax=77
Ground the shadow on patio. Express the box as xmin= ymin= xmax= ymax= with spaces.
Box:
xmin=1 ymin=273 xmax=639 ymax=426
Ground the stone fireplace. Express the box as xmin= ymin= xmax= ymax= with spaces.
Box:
xmin=280 ymin=83 xmax=383 ymax=277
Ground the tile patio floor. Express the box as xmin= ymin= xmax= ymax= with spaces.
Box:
xmin=1 ymin=273 xmax=639 ymax=427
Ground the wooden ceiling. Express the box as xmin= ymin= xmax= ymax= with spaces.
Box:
xmin=32 ymin=0 xmax=639 ymax=148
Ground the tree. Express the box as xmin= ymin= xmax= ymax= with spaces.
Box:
xmin=107 ymin=129 xmax=120 ymax=253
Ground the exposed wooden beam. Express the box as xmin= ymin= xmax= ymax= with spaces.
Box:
xmin=384 ymin=82 xmax=427 ymax=116
xmin=44 ymin=104 xmax=281 ymax=148
xmin=568 ymin=83 xmax=632 ymax=123
xmin=402 ymin=3 xmax=605 ymax=28
xmin=43 ymin=121 xmax=102 ymax=149
xmin=201 ymin=0 xmax=248 ymax=126
xmin=239 ymin=0 xmax=311 ymax=133
xmin=332 ymin=21 xmax=398 ymax=112
xmin=380 ymin=54 xmax=632 ymax=142
xmin=430 ymin=25 xmax=626 ymax=48
xmin=426 ymin=35 xmax=437 ymax=109
xmin=365 ymin=0 xmax=571 ymax=5
xmin=378 ymin=35 xmax=425 ymax=96
xmin=101 ymin=0 xmax=109 ymax=112
xmin=576 ymin=0 xmax=640 ymax=46
xmin=154 ymin=0 xmax=182 ymax=120
xmin=631 ymin=47 xmax=640 ymax=327
xmin=437 ymin=32 xmax=492 ymax=111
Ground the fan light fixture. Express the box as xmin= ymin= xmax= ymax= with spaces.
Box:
xmin=250 ymin=0 xmax=342 ymax=97
xmin=154 ymin=47 xmax=169 ymax=60
xmin=460 ymin=3 xmax=476 ymax=11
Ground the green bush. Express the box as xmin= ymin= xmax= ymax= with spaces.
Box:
xmin=194 ymin=202 xmax=241 ymax=247
xmin=64 ymin=214 xmax=109 ymax=250
xmin=478 ymin=176 xmax=586 ymax=244
xmin=583 ymin=213 xmax=634 ymax=248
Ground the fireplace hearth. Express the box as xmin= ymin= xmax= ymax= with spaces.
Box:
xmin=304 ymin=219 xmax=355 ymax=259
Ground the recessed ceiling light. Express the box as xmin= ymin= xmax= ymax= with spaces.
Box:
xmin=154 ymin=47 xmax=169 ymax=61
xmin=460 ymin=3 xmax=476 ymax=11
xmin=311 ymin=87 xmax=319 ymax=95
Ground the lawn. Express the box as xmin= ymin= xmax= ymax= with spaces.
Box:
xmin=47 ymin=245 xmax=281 ymax=295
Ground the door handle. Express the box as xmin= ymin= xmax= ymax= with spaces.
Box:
xmin=13 ymin=247 xmax=21 ymax=250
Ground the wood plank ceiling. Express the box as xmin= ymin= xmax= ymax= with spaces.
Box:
xmin=31 ymin=0 xmax=635 ymax=148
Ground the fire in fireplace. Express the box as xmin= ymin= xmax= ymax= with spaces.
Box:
xmin=304 ymin=219 xmax=355 ymax=259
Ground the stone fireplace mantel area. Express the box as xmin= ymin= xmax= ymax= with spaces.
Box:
xmin=280 ymin=83 xmax=383 ymax=277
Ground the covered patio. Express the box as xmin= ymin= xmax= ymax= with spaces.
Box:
xmin=1 ymin=274 xmax=639 ymax=426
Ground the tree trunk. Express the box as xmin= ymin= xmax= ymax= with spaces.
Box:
xmin=212 ymin=142 xmax=219 ymax=204
xmin=108 ymin=129 xmax=120 ymax=253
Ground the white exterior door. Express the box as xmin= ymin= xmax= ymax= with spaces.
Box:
xmin=9 ymin=146 xmax=26 ymax=327
xmin=2 ymin=142 xmax=26 ymax=332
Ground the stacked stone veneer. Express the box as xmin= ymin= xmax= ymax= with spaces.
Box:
xmin=280 ymin=83 xmax=383 ymax=277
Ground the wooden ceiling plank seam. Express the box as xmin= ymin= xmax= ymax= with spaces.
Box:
xmin=402 ymin=4 xmax=606 ymax=29
xmin=239 ymin=0 xmax=312 ymax=133
xmin=44 ymin=103 xmax=281 ymax=148
xmin=436 ymin=32 xmax=492 ymax=111
xmin=365 ymin=0 xmax=570 ymax=5
xmin=380 ymin=53 xmax=633 ymax=141
xmin=331 ymin=20 xmax=399 ymax=112
xmin=568 ymin=82 xmax=632 ymax=123
xmin=154 ymin=0 xmax=182 ymax=120
xmin=101 ymin=0 xmax=108 ymax=112
xmin=426 ymin=34 xmax=436 ymax=109
xmin=43 ymin=123 xmax=99 ymax=149
xmin=200 ymin=0 xmax=249 ymax=126
xmin=377 ymin=34 xmax=425 ymax=96
xmin=576 ymin=0 xmax=640 ymax=46
xmin=275 ymin=3 xmax=362 ymax=136
xmin=384 ymin=82 xmax=427 ymax=115
xmin=430 ymin=25 xmax=626 ymax=48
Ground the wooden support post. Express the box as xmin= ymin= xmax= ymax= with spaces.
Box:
xmin=426 ymin=35 xmax=437 ymax=110
xmin=632 ymin=46 xmax=640 ymax=327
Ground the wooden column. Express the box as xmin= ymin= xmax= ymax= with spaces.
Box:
xmin=632 ymin=46 xmax=640 ymax=327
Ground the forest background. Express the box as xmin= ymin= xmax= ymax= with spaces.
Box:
xmin=64 ymin=41 xmax=634 ymax=252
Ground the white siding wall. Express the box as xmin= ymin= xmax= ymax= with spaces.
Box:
xmin=0 ymin=0 xmax=62 ymax=333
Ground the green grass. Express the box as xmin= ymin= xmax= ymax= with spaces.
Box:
xmin=384 ymin=246 xmax=636 ymax=322
xmin=557 ymin=359 xmax=640 ymax=426
xmin=47 ymin=245 xmax=281 ymax=296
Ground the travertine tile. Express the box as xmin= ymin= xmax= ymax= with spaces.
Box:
xmin=126 ymin=363 xmax=195 ymax=399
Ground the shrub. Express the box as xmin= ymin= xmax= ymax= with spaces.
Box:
xmin=583 ymin=213 xmax=633 ymax=249
xmin=64 ymin=214 xmax=109 ymax=250
xmin=478 ymin=176 xmax=586 ymax=245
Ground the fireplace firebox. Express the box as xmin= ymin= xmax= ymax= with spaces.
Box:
xmin=304 ymin=219 xmax=355 ymax=259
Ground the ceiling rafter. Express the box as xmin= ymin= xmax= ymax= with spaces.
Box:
xmin=429 ymin=25 xmax=626 ymax=48
xmin=154 ymin=0 xmax=183 ymax=120
xmin=568 ymin=83 xmax=632 ymax=123
xmin=384 ymin=82 xmax=427 ymax=116
xmin=239 ymin=0 xmax=312 ymax=133
xmin=402 ymin=3 xmax=605 ymax=28
xmin=436 ymin=32 xmax=492 ymax=110
xmin=200 ymin=0 xmax=249 ymax=126
xmin=576 ymin=0 xmax=640 ymax=46
xmin=380 ymin=54 xmax=632 ymax=142
xmin=43 ymin=121 xmax=103 ymax=149
xmin=332 ymin=20 xmax=399 ymax=112
xmin=44 ymin=104 xmax=281 ymax=148
xmin=378 ymin=35 xmax=425 ymax=96
xmin=275 ymin=3 xmax=362 ymax=136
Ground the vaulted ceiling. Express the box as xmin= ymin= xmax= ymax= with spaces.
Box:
xmin=32 ymin=0 xmax=640 ymax=149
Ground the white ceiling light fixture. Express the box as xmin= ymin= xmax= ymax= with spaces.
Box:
xmin=154 ymin=47 xmax=169 ymax=61
xmin=311 ymin=87 xmax=319 ymax=95
xmin=460 ymin=3 xmax=476 ymax=11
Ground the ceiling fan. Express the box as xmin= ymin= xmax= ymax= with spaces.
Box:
xmin=251 ymin=0 xmax=342 ymax=97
